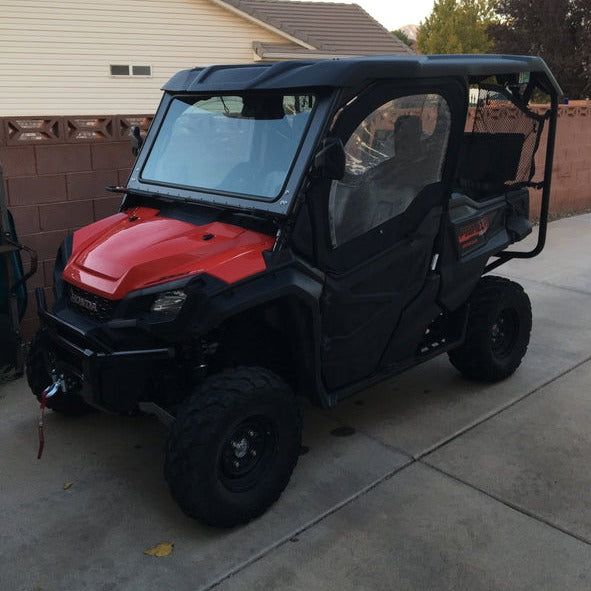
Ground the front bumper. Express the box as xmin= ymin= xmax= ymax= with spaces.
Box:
xmin=36 ymin=288 xmax=174 ymax=413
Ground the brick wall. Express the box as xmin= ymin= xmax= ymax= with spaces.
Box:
xmin=536 ymin=101 xmax=591 ymax=217
xmin=1 ymin=105 xmax=590 ymax=338
xmin=0 ymin=115 xmax=152 ymax=338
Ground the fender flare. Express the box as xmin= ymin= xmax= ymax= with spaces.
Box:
xmin=193 ymin=265 xmax=332 ymax=408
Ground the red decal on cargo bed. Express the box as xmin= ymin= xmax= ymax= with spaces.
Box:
xmin=458 ymin=216 xmax=491 ymax=250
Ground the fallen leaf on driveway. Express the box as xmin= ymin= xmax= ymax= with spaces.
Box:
xmin=63 ymin=482 xmax=74 ymax=490
xmin=143 ymin=542 xmax=174 ymax=557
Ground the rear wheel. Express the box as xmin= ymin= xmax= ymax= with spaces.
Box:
xmin=449 ymin=276 xmax=532 ymax=382
xmin=164 ymin=367 xmax=302 ymax=528
xmin=26 ymin=331 xmax=91 ymax=416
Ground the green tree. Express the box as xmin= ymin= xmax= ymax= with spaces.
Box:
xmin=392 ymin=29 xmax=412 ymax=47
xmin=417 ymin=0 xmax=496 ymax=54
xmin=490 ymin=0 xmax=590 ymax=98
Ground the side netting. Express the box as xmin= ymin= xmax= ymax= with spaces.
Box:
xmin=456 ymin=80 xmax=551 ymax=199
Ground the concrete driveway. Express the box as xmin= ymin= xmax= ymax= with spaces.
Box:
xmin=2 ymin=213 xmax=591 ymax=591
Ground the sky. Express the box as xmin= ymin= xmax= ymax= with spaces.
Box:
xmin=307 ymin=0 xmax=436 ymax=30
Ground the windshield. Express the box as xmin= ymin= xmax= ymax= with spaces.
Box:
xmin=141 ymin=93 xmax=316 ymax=200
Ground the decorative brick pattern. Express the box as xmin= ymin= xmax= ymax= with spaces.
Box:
xmin=65 ymin=116 xmax=115 ymax=143
xmin=4 ymin=117 xmax=62 ymax=145
xmin=118 ymin=115 xmax=153 ymax=140
xmin=1 ymin=115 xmax=152 ymax=146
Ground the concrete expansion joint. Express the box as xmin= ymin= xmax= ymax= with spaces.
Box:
xmin=517 ymin=276 xmax=591 ymax=298
xmin=202 ymin=458 xmax=414 ymax=591
xmin=422 ymin=461 xmax=591 ymax=549
xmin=415 ymin=352 xmax=591 ymax=462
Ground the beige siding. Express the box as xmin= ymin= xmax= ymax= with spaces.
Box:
xmin=0 ymin=0 xmax=288 ymax=115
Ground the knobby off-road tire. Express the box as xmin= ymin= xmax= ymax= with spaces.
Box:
xmin=164 ymin=367 xmax=302 ymax=528
xmin=26 ymin=331 xmax=92 ymax=416
xmin=449 ymin=276 xmax=532 ymax=382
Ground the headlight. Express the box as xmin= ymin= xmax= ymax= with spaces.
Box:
xmin=150 ymin=290 xmax=187 ymax=318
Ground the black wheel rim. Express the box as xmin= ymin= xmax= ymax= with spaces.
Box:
xmin=491 ymin=308 xmax=519 ymax=358
xmin=219 ymin=416 xmax=276 ymax=492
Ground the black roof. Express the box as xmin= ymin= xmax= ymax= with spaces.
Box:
xmin=163 ymin=55 xmax=562 ymax=95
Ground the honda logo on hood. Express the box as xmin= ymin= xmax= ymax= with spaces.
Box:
xmin=70 ymin=290 xmax=98 ymax=313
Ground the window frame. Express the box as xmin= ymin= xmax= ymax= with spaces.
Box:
xmin=312 ymin=78 xmax=468 ymax=273
xmin=109 ymin=64 xmax=130 ymax=77
xmin=109 ymin=64 xmax=152 ymax=77
xmin=327 ymin=90 xmax=452 ymax=250
xmin=131 ymin=65 xmax=152 ymax=77
xmin=137 ymin=92 xmax=319 ymax=202
xmin=126 ymin=89 xmax=335 ymax=217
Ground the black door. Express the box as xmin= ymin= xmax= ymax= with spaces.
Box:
xmin=309 ymin=80 xmax=466 ymax=391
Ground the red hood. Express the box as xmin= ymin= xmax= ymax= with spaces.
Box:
xmin=63 ymin=207 xmax=274 ymax=299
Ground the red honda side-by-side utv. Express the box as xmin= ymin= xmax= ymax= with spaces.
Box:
xmin=28 ymin=55 xmax=561 ymax=527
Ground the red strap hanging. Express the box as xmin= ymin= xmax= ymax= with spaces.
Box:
xmin=37 ymin=388 xmax=47 ymax=459
xmin=37 ymin=382 xmax=59 ymax=459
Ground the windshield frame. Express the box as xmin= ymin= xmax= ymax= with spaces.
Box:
xmin=127 ymin=89 xmax=332 ymax=216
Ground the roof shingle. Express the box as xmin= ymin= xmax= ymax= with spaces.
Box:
xmin=219 ymin=0 xmax=412 ymax=56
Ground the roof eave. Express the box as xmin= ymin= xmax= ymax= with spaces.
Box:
xmin=255 ymin=51 xmax=356 ymax=61
xmin=252 ymin=41 xmax=356 ymax=61
xmin=211 ymin=0 xmax=316 ymax=50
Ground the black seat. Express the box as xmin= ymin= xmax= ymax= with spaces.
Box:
xmin=456 ymin=132 xmax=526 ymax=201
xmin=394 ymin=115 xmax=423 ymax=162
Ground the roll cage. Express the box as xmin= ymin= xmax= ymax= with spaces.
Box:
xmin=123 ymin=55 xmax=561 ymax=271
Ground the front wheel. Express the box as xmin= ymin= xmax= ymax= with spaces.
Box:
xmin=164 ymin=367 xmax=302 ymax=528
xmin=449 ymin=276 xmax=532 ymax=382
